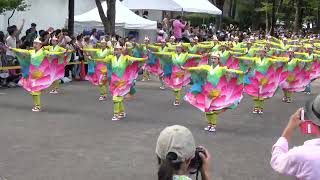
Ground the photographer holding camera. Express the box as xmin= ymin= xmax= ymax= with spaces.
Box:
xmin=155 ymin=125 xmax=211 ymax=180
xmin=270 ymin=95 xmax=320 ymax=180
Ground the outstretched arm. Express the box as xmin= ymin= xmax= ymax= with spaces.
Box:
xmin=11 ymin=48 xmax=32 ymax=59
xmin=17 ymin=19 xmax=25 ymax=37
xmin=127 ymin=55 xmax=147 ymax=62
xmin=185 ymin=65 xmax=211 ymax=76
xmin=153 ymin=52 xmax=172 ymax=59
xmin=147 ymin=44 xmax=160 ymax=52
xmin=45 ymin=50 xmax=65 ymax=62
xmin=230 ymin=51 xmax=246 ymax=57
xmin=198 ymin=44 xmax=214 ymax=51
xmin=187 ymin=53 xmax=202 ymax=60
xmin=92 ymin=55 xmax=112 ymax=63
xmin=153 ymin=52 xmax=173 ymax=65
xmin=82 ymin=48 xmax=99 ymax=59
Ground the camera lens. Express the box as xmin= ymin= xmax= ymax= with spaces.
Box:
xmin=189 ymin=148 xmax=204 ymax=174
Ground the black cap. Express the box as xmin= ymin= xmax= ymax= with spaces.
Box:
xmin=31 ymin=23 xmax=36 ymax=27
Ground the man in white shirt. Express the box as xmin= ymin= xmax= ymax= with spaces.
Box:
xmin=11 ymin=19 xmax=25 ymax=42
xmin=90 ymin=29 xmax=98 ymax=47
xmin=5 ymin=26 xmax=17 ymax=59
xmin=270 ymin=95 xmax=320 ymax=180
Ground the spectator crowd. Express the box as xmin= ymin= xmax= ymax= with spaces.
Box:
xmin=0 ymin=20 xmax=76 ymax=87
xmin=2 ymin=14 xmax=320 ymax=89
xmin=0 ymin=15 xmax=320 ymax=180
xmin=0 ymin=20 xmax=109 ymax=88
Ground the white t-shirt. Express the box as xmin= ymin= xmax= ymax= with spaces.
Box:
xmin=90 ymin=35 xmax=98 ymax=45
xmin=6 ymin=35 xmax=16 ymax=57
xmin=173 ymin=175 xmax=192 ymax=180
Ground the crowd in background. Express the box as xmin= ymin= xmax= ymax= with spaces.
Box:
xmin=0 ymin=20 xmax=103 ymax=88
xmin=154 ymin=12 xmax=320 ymax=43
xmin=0 ymin=13 xmax=320 ymax=180
xmin=1 ymin=14 xmax=320 ymax=89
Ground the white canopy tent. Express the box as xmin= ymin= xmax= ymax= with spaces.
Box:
xmin=122 ymin=0 xmax=222 ymax=15
xmin=73 ymin=0 xmax=157 ymax=41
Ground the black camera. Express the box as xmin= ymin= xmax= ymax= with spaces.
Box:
xmin=189 ymin=147 xmax=205 ymax=174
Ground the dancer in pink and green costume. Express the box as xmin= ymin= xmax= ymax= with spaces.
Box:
xmin=46 ymin=36 xmax=72 ymax=94
xmin=184 ymin=65 xmax=244 ymax=132
xmin=147 ymin=39 xmax=170 ymax=89
xmin=83 ymin=39 xmax=113 ymax=101
xmin=240 ymin=49 xmax=288 ymax=114
xmin=280 ymin=57 xmax=312 ymax=103
xmin=11 ymin=38 xmax=66 ymax=112
xmin=153 ymin=44 xmax=205 ymax=106
xmin=94 ymin=44 xmax=146 ymax=121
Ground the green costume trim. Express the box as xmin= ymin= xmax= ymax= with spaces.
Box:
xmin=31 ymin=92 xmax=41 ymax=107
xmin=129 ymin=87 xmax=136 ymax=95
xmin=99 ymin=85 xmax=107 ymax=96
xmin=113 ymin=96 xmax=124 ymax=114
xmin=31 ymin=49 xmax=46 ymax=67
xmin=284 ymin=91 xmax=292 ymax=98
xmin=173 ymin=89 xmax=181 ymax=101
xmin=51 ymin=80 xmax=60 ymax=90
xmin=206 ymin=112 xmax=218 ymax=125
xmin=253 ymin=97 xmax=264 ymax=109
xmin=119 ymin=101 xmax=124 ymax=113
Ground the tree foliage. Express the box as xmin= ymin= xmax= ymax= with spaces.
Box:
xmin=209 ymin=0 xmax=320 ymax=32
xmin=0 ymin=0 xmax=29 ymax=14
xmin=255 ymin=2 xmax=272 ymax=33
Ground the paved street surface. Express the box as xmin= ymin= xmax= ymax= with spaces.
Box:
xmin=0 ymin=78 xmax=318 ymax=180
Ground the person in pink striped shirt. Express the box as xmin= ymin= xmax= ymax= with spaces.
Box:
xmin=270 ymin=95 xmax=320 ymax=180
xmin=172 ymin=16 xmax=186 ymax=42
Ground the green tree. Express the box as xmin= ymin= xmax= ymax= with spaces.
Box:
xmin=0 ymin=0 xmax=29 ymax=26
xmin=251 ymin=0 xmax=261 ymax=30
xmin=228 ymin=0 xmax=237 ymax=19
xmin=215 ymin=0 xmax=225 ymax=30
xmin=306 ymin=0 xmax=320 ymax=31
xmin=207 ymin=0 xmax=320 ymax=32
xmin=269 ymin=0 xmax=276 ymax=35
xmin=0 ymin=0 xmax=28 ymax=14
xmin=231 ymin=0 xmax=237 ymax=19
xmin=293 ymin=0 xmax=303 ymax=33
xmin=255 ymin=1 xmax=272 ymax=33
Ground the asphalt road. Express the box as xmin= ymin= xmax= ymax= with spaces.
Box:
xmin=0 ymin=78 xmax=318 ymax=180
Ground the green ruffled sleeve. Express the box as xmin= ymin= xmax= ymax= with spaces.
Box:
xmin=207 ymin=66 xmax=226 ymax=86
xmin=31 ymin=49 xmax=46 ymax=67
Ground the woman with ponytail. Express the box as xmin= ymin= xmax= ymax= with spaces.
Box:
xmin=155 ymin=125 xmax=211 ymax=180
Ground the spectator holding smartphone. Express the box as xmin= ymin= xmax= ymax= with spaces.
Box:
xmin=270 ymin=95 xmax=320 ymax=180
xmin=172 ymin=16 xmax=186 ymax=42
xmin=155 ymin=125 xmax=211 ymax=180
